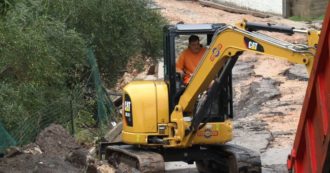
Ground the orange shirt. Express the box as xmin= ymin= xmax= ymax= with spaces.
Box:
xmin=176 ymin=47 xmax=206 ymax=84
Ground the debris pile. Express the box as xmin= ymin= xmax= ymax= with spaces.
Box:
xmin=0 ymin=124 xmax=89 ymax=173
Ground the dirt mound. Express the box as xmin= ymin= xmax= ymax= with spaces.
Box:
xmin=0 ymin=124 xmax=87 ymax=173
xmin=0 ymin=154 xmax=82 ymax=173
xmin=36 ymin=124 xmax=80 ymax=158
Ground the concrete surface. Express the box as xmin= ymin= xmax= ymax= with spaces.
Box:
xmin=261 ymin=148 xmax=291 ymax=165
xmin=165 ymin=162 xmax=198 ymax=173
xmin=212 ymin=0 xmax=283 ymax=15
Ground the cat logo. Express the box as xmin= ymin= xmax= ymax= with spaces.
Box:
xmin=124 ymin=94 xmax=133 ymax=126
xmin=124 ymin=101 xmax=131 ymax=112
xmin=248 ymin=41 xmax=258 ymax=50
xmin=244 ymin=37 xmax=264 ymax=52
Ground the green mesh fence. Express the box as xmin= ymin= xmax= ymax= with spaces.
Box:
xmin=10 ymin=98 xmax=75 ymax=145
xmin=0 ymin=100 xmax=74 ymax=153
xmin=87 ymin=48 xmax=118 ymax=130
xmin=0 ymin=94 xmax=79 ymax=148
xmin=0 ymin=48 xmax=117 ymax=154
xmin=0 ymin=122 xmax=16 ymax=154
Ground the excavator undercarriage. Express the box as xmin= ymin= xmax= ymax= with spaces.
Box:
xmin=104 ymin=144 xmax=261 ymax=173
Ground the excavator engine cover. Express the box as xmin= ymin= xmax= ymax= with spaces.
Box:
xmin=122 ymin=80 xmax=169 ymax=145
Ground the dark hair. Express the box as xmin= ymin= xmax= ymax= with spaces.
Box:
xmin=188 ymin=35 xmax=199 ymax=43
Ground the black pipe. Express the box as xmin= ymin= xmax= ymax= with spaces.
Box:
xmin=245 ymin=22 xmax=295 ymax=35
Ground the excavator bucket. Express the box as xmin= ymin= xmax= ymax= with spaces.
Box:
xmin=287 ymin=3 xmax=330 ymax=173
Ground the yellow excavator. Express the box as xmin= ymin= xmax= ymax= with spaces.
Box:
xmin=100 ymin=21 xmax=319 ymax=172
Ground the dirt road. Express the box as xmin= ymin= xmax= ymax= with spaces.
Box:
xmin=153 ymin=0 xmax=314 ymax=172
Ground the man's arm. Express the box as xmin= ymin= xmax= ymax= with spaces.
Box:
xmin=176 ymin=51 xmax=185 ymax=75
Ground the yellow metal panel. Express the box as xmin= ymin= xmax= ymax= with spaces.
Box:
xmin=155 ymin=81 xmax=169 ymax=124
xmin=122 ymin=131 xmax=149 ymax=145
xmin=192 ymin=121 xmax=232 ymax=145
xmin=307 ymin=30 xmax=320 ymax=48
xmin=122 ymin=130 xmax=169 ymax=145
xmin=123 ymin=81 xmax=158 ymax=133
xmin=121 ymin=81 xmax=171 ymax=145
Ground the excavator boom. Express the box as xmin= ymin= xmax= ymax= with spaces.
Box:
xmin=177 ymin=25 xmax=314 ymax=115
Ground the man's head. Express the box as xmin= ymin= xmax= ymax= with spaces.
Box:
xmin=188 ymin=35 xmax=201 ymax=54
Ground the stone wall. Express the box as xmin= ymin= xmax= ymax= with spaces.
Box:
xmin=291 ymin=0 xmax=328 ymax=17
xmin=212 ymin=0 xmax=284 ymax=16
xmin=211 ymin=0 xmax=328 ymax=18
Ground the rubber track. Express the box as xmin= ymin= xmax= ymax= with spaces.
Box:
xmin=105 ymin=144 xmax=261 ymax=173
xmin=220 ymin=144 xmax=262 ymax=173
xmin=105 ymin=145 xmax=165 ymax=173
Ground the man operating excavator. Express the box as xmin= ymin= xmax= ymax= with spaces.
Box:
xmin=176 ymin=35 xmax=206 ymax=84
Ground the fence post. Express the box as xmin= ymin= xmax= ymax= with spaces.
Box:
xmin=70 ymin=98 xmax=75 ymax=135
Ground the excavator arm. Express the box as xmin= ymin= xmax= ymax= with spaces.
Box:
xmin=171 ymin=25 xmax=315 ymax=147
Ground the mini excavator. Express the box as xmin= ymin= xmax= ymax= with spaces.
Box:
xmin=99 ymin=19 xmax=321 ymax=173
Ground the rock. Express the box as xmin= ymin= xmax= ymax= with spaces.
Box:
xmin=104 ymin=122 xmax=122 ymax=143
xmin=165 ymin=162 xmax=197 ymax=172
xmin=261 ymin=148 xmax=291 ymax=166
xmin=230 ymin=124 xmax=272 ymax=153
xmin=281 ymin=64 xmax=308 ymax=81
xmin=97 ymin=164 xmax=115 ymax=173
xmin=65 ymin=148 xmax=88 ymax=168
xmin=232 ymin=59 xmax=256 ymax=80
xmin=234 ymin=77 xmax=281 ymax=119
xmin=262 ymin=165 xmax=288 ymax=173
xmin=4 ymin=147 xmax=22 ymax=158
xmin=23 ymin=146 xmax=42 ymax=155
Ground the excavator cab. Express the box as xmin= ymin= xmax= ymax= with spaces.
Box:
xmin=163 ymin=23 xmax=233 ymax=122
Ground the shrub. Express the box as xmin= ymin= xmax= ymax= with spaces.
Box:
xmin=0 ymin=0 xmax=167 ymax=144
xmin=44 ymin=0 xmax=167 ymax=86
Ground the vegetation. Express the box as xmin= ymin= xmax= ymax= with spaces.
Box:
xmin=289 ymin=15 xmax=324 ymax=21
xmin=0 ymin=0 xmax=166 ymax=145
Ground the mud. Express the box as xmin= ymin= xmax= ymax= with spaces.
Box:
xmin=0 ymin=124 xmax=87 ymax=173
xmin=35 ymin=124 xmax=81 ymax=158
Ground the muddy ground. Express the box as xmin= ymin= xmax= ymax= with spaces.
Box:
xmin=0 ymin=124 xmax=88 ymax=173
